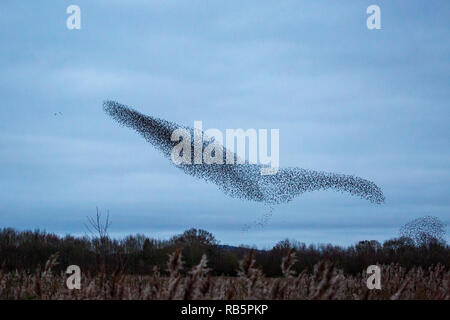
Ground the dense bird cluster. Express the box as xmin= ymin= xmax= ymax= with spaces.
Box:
xmin=103 ymin=100 xmax=385 ymax=206
xmin=400 ymin=216 xmax=446 ymax=245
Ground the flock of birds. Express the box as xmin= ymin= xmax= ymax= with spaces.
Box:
xmin=103 ymin=100 xmax=385 ymax=219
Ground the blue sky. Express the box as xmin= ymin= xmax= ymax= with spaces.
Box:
xmin=0 ymin=1 xmax=449 ymax=248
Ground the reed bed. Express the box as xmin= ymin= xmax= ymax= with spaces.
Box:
xmin=1 ymin=249 xmax=448 ymax=300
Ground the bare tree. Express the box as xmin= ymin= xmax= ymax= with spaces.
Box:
xmin=85 ymin=207 xmax=113 ymax=271
xmin=400 ymin=216 xmax=446 ymax=246
xmin=85 ymin=207 xmax=111 ymax=240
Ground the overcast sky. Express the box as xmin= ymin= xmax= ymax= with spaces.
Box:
xmin=0 ymin=1 xmax=448 ymax=248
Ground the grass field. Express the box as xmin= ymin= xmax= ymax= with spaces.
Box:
xmin=1 ymin=249 xmax=448 ymax=300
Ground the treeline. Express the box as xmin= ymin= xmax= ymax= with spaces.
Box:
xmin=0 ymin=227 xmax=448 ymax=276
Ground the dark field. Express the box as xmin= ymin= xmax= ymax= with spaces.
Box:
xmin=0 ymin=228 xmax=448 ymax=300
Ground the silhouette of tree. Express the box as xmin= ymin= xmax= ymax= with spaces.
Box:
xmin=171 ymin=228 xmax=218 ymax=246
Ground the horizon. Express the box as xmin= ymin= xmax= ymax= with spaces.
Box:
xmin=0 ymin=223 xmax=413 ymax=251
xmin=1 ymin=217 xmax=440 ymax=250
